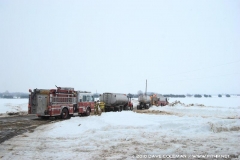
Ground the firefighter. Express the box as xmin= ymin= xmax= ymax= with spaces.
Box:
xmin=99 ymin=101 xmax=105 ymax=112
xmin=94 ymin=101 xmax=98 ymax=115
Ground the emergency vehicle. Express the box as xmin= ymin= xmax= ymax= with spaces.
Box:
xmin=28 ymin=86 xmax=95 ymax=119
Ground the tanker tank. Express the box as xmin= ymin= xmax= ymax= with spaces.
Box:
xmin=138 ymin=95 xmax=151 ymax=104
xmin=137 ymin=94 xmax=151 ymax=110
xmin=100 ymin=93 xmax=130 ymax=112
xmin=158 ymin=95 xmax=167 ymax=101
xmin=100 ymin=93 xmax=128 ymax=106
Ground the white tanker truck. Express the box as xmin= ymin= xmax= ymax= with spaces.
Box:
xmin=136 ymin=80 xmax=168 ymax=110
xmin=137 ymin=79 xmax=151 ymax=110
xmin=99 ymin=93 xmax=133 ymax=112
xmin=137 ymin=94 xmax=151 ymax=109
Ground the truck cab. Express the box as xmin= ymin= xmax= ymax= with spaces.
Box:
xmin=76 ymin=91 xmax=95 ymax=116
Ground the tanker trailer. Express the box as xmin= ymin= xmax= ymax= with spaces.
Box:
xmin=137 ymin=94 xmax=151 ymax=109
xmin=99 ymin=93 xmax=133 ymax=112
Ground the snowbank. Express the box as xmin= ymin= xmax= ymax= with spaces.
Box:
xmin=150 ymin=102 xmax=240 ymax=119
xmin=168 ymin=97 xmax=240 ymax=108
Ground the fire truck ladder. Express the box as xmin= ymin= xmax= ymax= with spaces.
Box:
xmin=51 ymin=87 xmax=76 ymax=104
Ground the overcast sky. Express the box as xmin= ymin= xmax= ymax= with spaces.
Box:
xmin=0 ymin=0 xmax=239 ymax=94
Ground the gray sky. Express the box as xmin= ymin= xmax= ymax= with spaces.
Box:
xmin=0 ymin=0 xmax=239 ymax=94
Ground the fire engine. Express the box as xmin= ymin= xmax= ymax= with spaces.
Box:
xmin=28 ymin=86 xmax=95 ymax=119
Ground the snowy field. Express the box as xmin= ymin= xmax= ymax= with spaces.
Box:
xmin=0 ymin=97 xmax=240 ymax=159
xmin=0 ymin=98 xmax=28 ymax=116
xmin=168 ymin=96 xmax=240 ymax=108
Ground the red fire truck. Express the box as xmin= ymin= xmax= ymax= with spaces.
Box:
xmin=28 ymin=86 xmax=95 ymax=119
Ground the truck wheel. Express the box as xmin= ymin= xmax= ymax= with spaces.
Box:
xmin=40 ymin=116 xmax=49 ymax=120
xmin=145 ymin=105 xmax=149 ymax=109
xmin=61 ymin=108 xmax=69 ymax=119
xmin=115 ymin=107 xmax=120 ymax=112
xmin=85 ymin=108 xmax=90 ymax=116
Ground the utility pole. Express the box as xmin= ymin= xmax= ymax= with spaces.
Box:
xmin=145 ymin=79 xmax=147 ymax=96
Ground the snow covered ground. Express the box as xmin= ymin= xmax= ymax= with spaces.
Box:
xmin=0 ymin=97 xmax=239 ymax=159
xmin=0 ymin=98 xmax=28 ymax=116
xmin=168 ymin=96 xmax=240 ymax=108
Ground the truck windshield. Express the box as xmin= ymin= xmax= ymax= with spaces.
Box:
xmin=82 ymin=95 xmax=93 ymax=102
